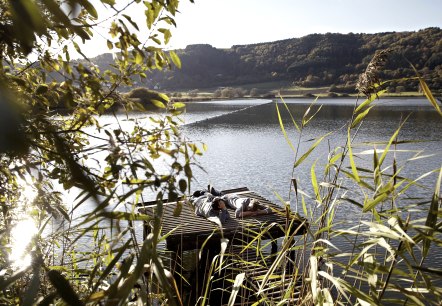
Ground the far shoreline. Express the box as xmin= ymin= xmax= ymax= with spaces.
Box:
xmin=173 ymin=92 xmax=429 ymax=103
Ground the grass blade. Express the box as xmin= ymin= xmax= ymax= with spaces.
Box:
xmin=419 ymin=78 xmax=442 ymax=116
xmin=219 ymin=238 xmax=229 ymax=271
xmin=47 ymin=270 xmax=84 ymax=306
xmin=347 ymin=130 xmax=360 ymax=183
xmin=351 ymin=106 xmax=373 ymax=128
xmin=228 ymin=273 xmax=245 ymax=306
xmin=294 ymin=133 xmax=330 ymax=168
xmin=276 ymin=102 xmax=296 ymax=152
xmin=355 ymin=90 xmax=385 ymax=114
xmin=311 ymin=160 xmax=320 ymax=202
xmin=280 ymin=95 xmax=300 ymax=132
xmin=302 ymin=97 xmax=321 ymax=126
xmin=310 ymin=256 xmax=319 ymax=302
xmin=423 ymin=166 xmax=442 ymax=257
xmin=378 ymin=117 xmax=408 ymax=167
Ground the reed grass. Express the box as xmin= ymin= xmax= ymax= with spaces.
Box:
xmin=190 ymin=54 xmax=441 ymax=305
xmin=0 ymin=52 xmax=441 ymax=305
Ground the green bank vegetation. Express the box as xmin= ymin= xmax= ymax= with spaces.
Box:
xmin=0 ymin=1 xmax=197 ymax=305
xmin=0 ymin=1 xmax=441 ymax=306
xmin=191 ymin=52 xmax=442 ymax=305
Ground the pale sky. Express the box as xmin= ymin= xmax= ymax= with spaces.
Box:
xmin=81 ymin=0 xmax=442 ymax=57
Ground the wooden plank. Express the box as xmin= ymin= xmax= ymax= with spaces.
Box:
xmin=137 ymin=187 xmax=307 ymax=304
xmin=137 ymin=187 xmax=307 ymax=251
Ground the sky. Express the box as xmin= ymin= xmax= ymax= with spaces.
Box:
xmin=82 ymin=0 xmax=442 ymax=57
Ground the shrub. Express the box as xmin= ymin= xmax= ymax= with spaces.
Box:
xmin=126 ymin=87 xmax=168 ymax=108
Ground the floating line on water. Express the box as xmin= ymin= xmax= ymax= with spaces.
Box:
xmin=181 ymin=101 xmax=274 ymax=127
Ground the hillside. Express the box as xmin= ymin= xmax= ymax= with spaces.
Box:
xmin=91 ymin=27 xmax=442 ymax=95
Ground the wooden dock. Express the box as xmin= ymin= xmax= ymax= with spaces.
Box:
xmin=137 ymin=187 xmax=307 ymax=304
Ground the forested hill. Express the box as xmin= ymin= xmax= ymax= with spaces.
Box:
xmin=93 ymin=27 xmax=442 ymax=93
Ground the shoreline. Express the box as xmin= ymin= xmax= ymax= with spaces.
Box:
xmin=174 ymin=93 xmax=429 ymax=103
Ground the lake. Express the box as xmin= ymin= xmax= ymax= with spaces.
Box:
xmin=179 ymin=97 xmax=440 ymax=204
xmin=174 ymin=96 xmax=442 ymax=276
xmin=96 ymin=96 xmax=440 ymax=251
xmin=10 ymin=96 xmax=442 ymax=280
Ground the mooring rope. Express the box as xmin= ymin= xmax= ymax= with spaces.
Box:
xmin=181 ymin=100 xmax=274 ymax=127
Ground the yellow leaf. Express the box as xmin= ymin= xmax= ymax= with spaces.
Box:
xmin=169 ymin=50 xmax=181 ymax=69
xmin=419 ymin=78 xmax=442 ymax=116
xmin=151 ymin=99 xmax=165 ymax=108
xmin=347 ymin=130 xmax=360 ymax=183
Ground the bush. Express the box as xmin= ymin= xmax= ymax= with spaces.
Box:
xmin=188 ymin=89 xmax=199 ymax=97
xmin=249 ymin=88 xmax=260 ymax=97
xmin=213 ymin=87 xmax=247 ymax=99
xmin=126 ymin=87 xmax=168 ymax=108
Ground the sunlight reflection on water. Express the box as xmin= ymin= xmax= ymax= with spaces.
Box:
xmin=8 ymin=178 xmax=39 ymax=268
xmin=10 ymin=98 xmax=441 ymax=271
xmin=10 ymin=218 xmax=37 ymax=268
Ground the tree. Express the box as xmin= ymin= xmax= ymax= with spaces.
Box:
xmin=249 ymin=88 xmax=260 ymax=97
xmin=0 ymin=1 xmax=198 ymax=305
xmin=188 ymin=89 xmax=199 ymax=97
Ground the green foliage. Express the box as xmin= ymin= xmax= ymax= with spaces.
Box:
xmin=0 ymin=0 xmax=440 ymax=304
xmin=125 ymin=87 xmax=169 ymax=109
xmin=0 ymin=0 xmax=198 ymax=305
xmin=213 ymin=87 xmax=247 ymax=99
xmin=265 ymin=62 xmax=442 ymax=304
xmin=191 ymin=55 xmax=440 ymax=305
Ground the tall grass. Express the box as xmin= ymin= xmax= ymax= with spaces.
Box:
xmin=188 ymin=56 xmax=441 ymax=305
xmin=1 ymin=52 xmax=440 ymax=305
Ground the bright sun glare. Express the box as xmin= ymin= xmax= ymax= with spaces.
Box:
xmin=9 ymin=179 xmax=39 ymax=268
xmin=10 ymin=218 xmax=38 ymax=268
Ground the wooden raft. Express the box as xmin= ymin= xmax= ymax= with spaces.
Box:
xmin=137 ymin=187 xmax=307 ymax=304
xmin=137 ymin=187 xmax=307 ymax=252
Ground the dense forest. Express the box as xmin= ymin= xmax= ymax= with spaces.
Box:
xmin=90 ymin=27 xmax=442 ymax=95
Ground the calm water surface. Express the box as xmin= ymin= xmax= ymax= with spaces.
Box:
xmin=13 ymin=97 xmax=440 ymax=272
xmin=177 ymin=97 xmax=442 ymax=270
xmin=180 ymin=98 xmax=440 ymax=203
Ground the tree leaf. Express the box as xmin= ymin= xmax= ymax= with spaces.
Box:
xmin=169 ymin=50 xmax=181 ymax=69
xmin=36 ymin=84 xmax=49 ymax=95
xmin=151 ymin=99 xmax=166 ymax=108
xmin=76 ymin=0 xmax=98 ymax=19
xmin=172 ymin=102 xmax=185 ymax=109
xmin=123 ymin=14 xmax=139 ymax=31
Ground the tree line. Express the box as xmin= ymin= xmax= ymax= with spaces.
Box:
xmin=90 ymin=28 xmax=441 ymax=95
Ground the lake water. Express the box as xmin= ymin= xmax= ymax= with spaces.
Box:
xmin=11 ymin=97 xmax=441 ymax=281
xmin=179 ymin=97 xmax=440 ymax=206
xmin=175 ymin=97 xmax=442 ymax=272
